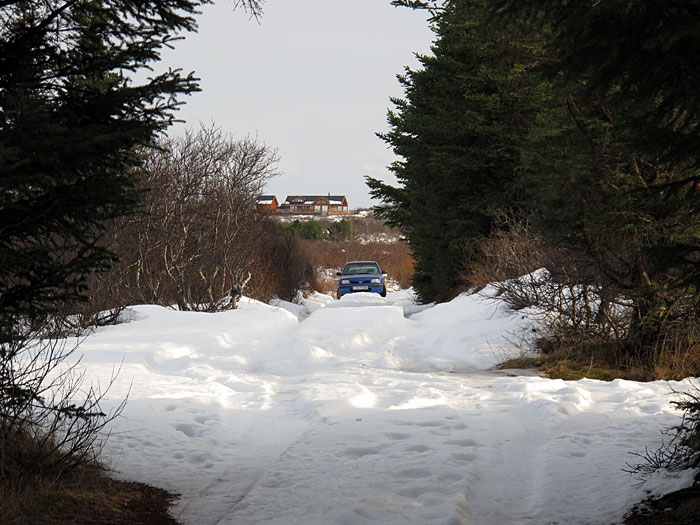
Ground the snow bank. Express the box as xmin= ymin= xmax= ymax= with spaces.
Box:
xmin=66 ymin=288 xmax=695 ymax=524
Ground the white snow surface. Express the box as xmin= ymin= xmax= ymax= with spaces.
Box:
xmin=71 ymin=288 xmax=696 ymax=524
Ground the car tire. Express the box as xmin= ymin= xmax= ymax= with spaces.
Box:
xmin=380 ymin=287 xmax=387 ymax=298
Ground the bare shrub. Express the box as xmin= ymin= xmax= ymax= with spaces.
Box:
xmin=649 ymin=322 xmax=700 ymax=380
xmin=466 ymin=217 xmax=630 ymax=342
xmin=391 ymin=250 xmax=415 ymax=289
xmin=465 ymin=216 xmax=546 ymax=290
xmin=469 ymin=217 xmax=700 ymax=379
xmin=0 ymin=322 xmax=124 ymax=483
xmin=76 ymin=126 xmax=319 ymax=312
xmin=246 ymin=221 xmax=317 ymax=302
xmin=107 ymin=125 xmax=280 ymax=311
xmin=60 ymin=269 xmax=128 ymax=335
xmin=353 ymin=216 xmax=402 ymax=243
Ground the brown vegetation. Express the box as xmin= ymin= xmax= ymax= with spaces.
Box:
xmin=294 ymin=216 xmax=414 ymax=296
xmin=624 ymin=474 xmax=700 ymax=525
xmin=68 ymin=126 xmax=317 ymax=326
xmin=468 ymin=217 xmax=700 ymax=382
xmin=1 ymin=468 xmax=179 ymax=524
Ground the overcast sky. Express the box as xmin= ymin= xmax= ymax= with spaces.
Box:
xmin=161 ymin=0 xmax=435 ymax=208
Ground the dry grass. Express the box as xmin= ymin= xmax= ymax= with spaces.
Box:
xmin=501 ymin=331 xmax=700 ymax=382
xmin=309 ymin=239 xmax=414 ymax=295
xmin=647 ymin=327 xmax=700 ymax=381
xmin=294 ymin=217 xmax=414 ymax=296
xmin=0 ymin=468 xmax=178 ymax=524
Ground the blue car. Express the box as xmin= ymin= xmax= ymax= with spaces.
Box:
xmin=336 ymin=261 xmax=387 ymax=298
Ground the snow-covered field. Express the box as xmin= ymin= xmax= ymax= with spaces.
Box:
xmin=73 ymin=288 xmax=695 ymax=524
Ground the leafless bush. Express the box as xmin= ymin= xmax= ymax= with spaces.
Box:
xmin=74 ymin=126 xmax=321 ymax=314
xmin=466 ymin=217 xmax=630 ymax=342
xmin=352 ymin=217 xmax=403 ymax=243
xmin=465 ymin=217 xmax=700 ymax=378
xmin=111 ymin=124 xmax=280 ymax=311
xmin=246 ymin=221 xmax=317 ymax=302
xmin=55 ymin=273 xmax=128 ymax=337
xmin=648 ymin=323 xmax=700 ymax=380
xmin=465 ymin=216 xmax=546 ymax=290
xmin=0 ymin=321 xmax=125 ymax=483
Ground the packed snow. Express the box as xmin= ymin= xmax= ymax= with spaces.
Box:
xmin=70 ymin=287 xmax=695 ymax=524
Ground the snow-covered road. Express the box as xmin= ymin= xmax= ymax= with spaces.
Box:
xmin=74 ymin=289 xmax=695 ymax=524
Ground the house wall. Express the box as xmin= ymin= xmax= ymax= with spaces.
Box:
xmin=275 ymin=197 xmax=349 ymax=215
xmin=275 ymin=207 xmax=349 ymax=215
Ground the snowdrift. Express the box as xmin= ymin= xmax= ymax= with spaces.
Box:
xmin=68 ymin=287 xmax=695 ymax=524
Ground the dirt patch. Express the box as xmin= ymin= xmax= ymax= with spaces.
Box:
xmin=1 ymin=474 xmax=179 ymax=524
xmin=624 ymin=474 xmax=700 ymax=525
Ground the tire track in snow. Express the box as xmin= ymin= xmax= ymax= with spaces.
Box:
xmin=455 ymin=407 xmax=551 ymax=524
xmin=172 ymin=383 xmax=314 ymax=524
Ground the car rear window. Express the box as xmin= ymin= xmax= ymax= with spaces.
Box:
xmin=343 ymin=263 xmax=380 ymax=275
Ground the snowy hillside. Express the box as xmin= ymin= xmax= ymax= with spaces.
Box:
xmin=73 ymin=288 xmax=694 ymax=524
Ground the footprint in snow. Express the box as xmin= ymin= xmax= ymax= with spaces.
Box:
xmin=446 ymin=438 xmax=476 ymax=447
xmin=339 ymin=446 xmax=381 ymax=459
xmin=385 ymin=432 xmax=411 ymax=441
xmin=175 ymin=423 xmax=205 ymax=439
xmin=405 ymin=444 xmax=430 ymax=453
xmin=397 ymin=468 xmax=432 ymax=479
xmin=416 ymin=420 xmax=446 ymax=428
xmin=451 ymin=452 xmax=477 ymax=463
xmin=193 ymin=414 xmax=217 ymax=425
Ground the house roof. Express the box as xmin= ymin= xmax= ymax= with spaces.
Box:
xmin=256 ymin=195 xmax=277 ymax=205
xmin=283 ymin=195 xmax=347 ymax=205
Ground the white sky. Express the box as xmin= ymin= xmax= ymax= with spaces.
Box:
xmin=161 ymin=0 xmax=435 ymax=208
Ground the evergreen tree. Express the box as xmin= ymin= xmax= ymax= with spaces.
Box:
xmin=0 ymin=0 xmax=270 ymax=484
xmin=367 ymin=0 xmax=548 ymax=302
xmin=0 ymin=0 xmax=207 ymax=337
xmin=495 ymin=0 xmax=700 ymax=167
xmin=284 ymin=219 xmax=325 ymax=241
xmin=495 ymin=0 xmax=700 ymax=344
xmin=326 ymin=219 xmax=355 ymax=242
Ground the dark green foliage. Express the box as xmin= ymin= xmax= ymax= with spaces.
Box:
xmin=0 ymin=0 xmax=206 ymax=339
xmin=368 ymin=0 xmax=549 ymax=302
xmin=282 ymin=218 xmax=355 ymax=243
xmin=0 ymin=0 xmax=206 ymax=483
xmin=284 ymin=219 xmax=325 ymax=241
xmin=504 ymin=0 xmax=700 ymax=473
xmin=326 ymin=219 xmax=355 ymax=242
xmin=491 ymin=1 xmax=700 ymax=344
xmin=374 ymin=0 xmax=700 ymax=358
xmin=495 ymin=0 xmax=700 ymax=166
xmin=674 ymin=392 xmax=700 ymax=469
xmin=496 ymin=0 xmax=700 ymax=295
xmin=520 ymin=92 xmax=700 ymax=343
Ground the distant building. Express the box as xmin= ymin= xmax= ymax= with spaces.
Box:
xmin=256 ymin=195 xmax=279 ymax=213
xmin=276 ymin=195 xmax=350 ymax=216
